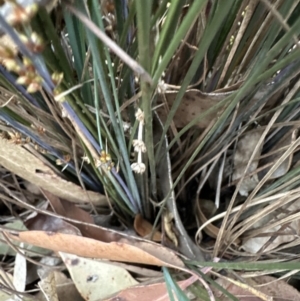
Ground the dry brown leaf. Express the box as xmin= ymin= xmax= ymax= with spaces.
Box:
xmin=60 ymin=253 xmax=138 ymax=301
xmin=41 ymin=190 xmax=122 ymax=242
xmin=214 ymin=274 xmax=300 ymax=301
xmin=6 ymin=231 xmax=184 ymax=268
xmin=0 ymin=137 xmax=106 ymax=205
xmin=26 ymin=214 xmax=82 ymax=235
xmin=232 ymin=130 xmax=264 ymax=196
xmin=156 ymin=89 xmax=230 ymax=128
xmin=134 ymin=214 xmax=162 ymax=242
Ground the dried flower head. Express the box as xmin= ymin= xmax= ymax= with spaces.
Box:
xmin=131 ymin=162 xmax=146 ymax=174
xmin=82 ymin=155 xmax=91 ymax=164
xmin=3 ymin=58 xmax=21 ymax=72
xmin=0 ymin=44 xmax=17 ymax=59
xmin=131 ymin=108 xmax=146 ymax=173
xmin=27 ymin=82 xmax=41 ymax=93
xmin=6 ymin=3 xmax=38 ymax=26
xmin=29 ymin=32 xmax=44 ymax=52
xmin=135 ymin=108 xmax=144 ymax=124
xmin=132 ymin=139 xmax=146 ymax=153
xmin=52 ymin=72 xmax=64 ymax=86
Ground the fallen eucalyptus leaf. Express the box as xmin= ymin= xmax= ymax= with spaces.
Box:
xmin=60 ymin=253 xmax=138 ymax=301
xmin=0 ymin=137 xmax=106 ymax=204
xmin=7 ymin=230 xmax=185 ymax=268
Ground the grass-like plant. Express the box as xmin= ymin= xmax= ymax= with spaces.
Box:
xmin=1 ymin=0 xmax=300 ymax=300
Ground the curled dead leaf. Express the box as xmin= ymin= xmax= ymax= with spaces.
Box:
xmin=26 ymin=214 xmax=81 ymax=236
xmin=41 ymin=190 xmax=121 ymax=242
xmin=163 ymin=212 xmax=178 ymax=246
xmin=196 ymin=198 xmax=241 ymax=245
xmin=196 ymin=198 xmax=219 ymax=239
xmin=134 ymin=214 xmax=162 ymax=242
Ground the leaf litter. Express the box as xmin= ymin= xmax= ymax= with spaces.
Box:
xmin=2 ymin=86 xmax=300 ymax=299
xmin=0 ymin=137 xmax=106 ymax=205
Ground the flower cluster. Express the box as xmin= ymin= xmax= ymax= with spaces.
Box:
xmin=131 ymin=108 xmax=146 ymax=174
xmin=1 ymin=31 xmax=46 ymax=93
xmin=95 ymin=150 xmax=114 ymax=171
xmin=0 ymin=2 xmax=59 ymax=93
xmin=5 ymin=2 xmax=38 ymax=27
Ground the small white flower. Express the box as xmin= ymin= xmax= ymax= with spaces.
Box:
xmin=157 ymin=79 xmax=167 ymax=94
xmin=131 ymin=162 xmax=146 ymax=174
xmin=131 ymin=108 xmax=146 ymax=174
xmin=123 ymin=121 xmax=131 ymax=132
xmin=135 ymin=108 xmax=144 ymax=124
xmin=132 ymin=139 xmax=146 ymax=153
xmin=82 ymin=155 xmax=90 ymax=164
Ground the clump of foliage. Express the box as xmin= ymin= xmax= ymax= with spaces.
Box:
xmin=1 ymin=0 xmax=300 ymax=300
